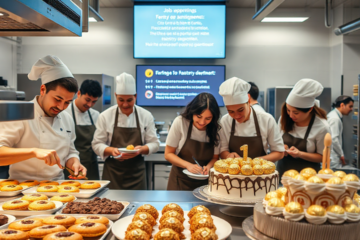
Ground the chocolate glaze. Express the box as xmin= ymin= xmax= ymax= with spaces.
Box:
xmin=55 ymin=232 xmax=74 ymax=237
xmin=24 ymin=180 xmax=34 ymax=183
xmin=38 ymin=200 xmax=48 ymax=204
xmin=60 ymin=195 xmax=69 ymax=197
xmin=4 ymin=230 xmax=17 ymax=234
xmin=209 ymin=171 xmax=279 ymax=197
xmin=7 ymin=185 xmax=16 ymax=188
xmin=21 ymin=220 xmax=34 ymax=224
xmin=31 ymin=194 xmax=41 ymax=197
xmin=12 ymin=200 xmax=22 ymax=204
xmin=87 ymin=216 xmax=100 ymax=219
xmin=44 ymin=186 xmax=53 ymax=189
xmin=64 ymin=187 xmax=71 ymax=190
xmin=87 ymin=182 xmax=94 ymax=184
xmin=42 ymin=225 xmax=56 ymax=229
xmin=81 ymin=222 xmax=95 ymax=227
xmin=54 ymin=216 xmax=66 ymax=220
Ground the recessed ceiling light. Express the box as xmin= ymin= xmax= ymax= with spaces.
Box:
xmin=89 ymin=17 xmax=97 ymax=22
xmin=261 ymin=17 xmax=309 ymax=22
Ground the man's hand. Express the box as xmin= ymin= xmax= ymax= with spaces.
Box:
xmin=287 ymin=146 xmax=302 ymax=158
xmin=66 ymin=158 xmax=87 ymax=177
xmin=341 ymin=156 xmax=346 ymax=165
xmin=32 ymin=148 xmax=62 ymax=169
xmin=226 ymin=152 xmax=240 ymax=158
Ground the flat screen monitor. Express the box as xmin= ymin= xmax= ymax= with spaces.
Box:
xmin=136 ymin=65 xmax=225 ymax=107
xmin=133 ymin=4 xmax=226 ymax=58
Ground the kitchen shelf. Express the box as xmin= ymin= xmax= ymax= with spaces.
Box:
xmin=354 ymin=135 xmax=358 ymax=140
xmin=353 ymin=95 xmax=359 ymax=101
xmin=353 ymin=115 xmax=358 ymax=120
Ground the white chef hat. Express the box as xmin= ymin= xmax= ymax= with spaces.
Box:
xmin=219 ymin=77 xmax=251 ymax=105
xmin=116 ymin=72 xmax=136 ymax=95
xmin=286 ymin=79 xmax=323 ymax=108
xmin=28 ymin=55 xmax=73 ymax=84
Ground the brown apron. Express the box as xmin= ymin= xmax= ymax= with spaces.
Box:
xmin=102 ymin=107 xmax=146 ymax=190
xmin=277 ymin=114 xmax=320 ymax=178
xmin=66 ymin=103 xmax=99 ymax=180
xmin=167 ymin=121 xmax=214 ymax=191
xmin=228 ymin=107 xmax=267 ymax=158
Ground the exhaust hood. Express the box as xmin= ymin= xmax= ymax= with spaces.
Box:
xmin=0 ymin=0 xmax=83 ymax=36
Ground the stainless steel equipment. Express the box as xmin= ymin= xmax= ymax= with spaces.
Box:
xmin=267 ymin=86 xmax=332 ymax=120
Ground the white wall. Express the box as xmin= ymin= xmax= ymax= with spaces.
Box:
xmin=0 ymin=38 xmax=17 ymax=89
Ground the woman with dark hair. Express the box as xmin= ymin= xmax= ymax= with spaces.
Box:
xmin=327 ymin=95 xmax=354 ymax=169
xmin=277 ymin=79 xmax=331 ymax=177
xmin=165 ymin=92 xmax=221 ymax=190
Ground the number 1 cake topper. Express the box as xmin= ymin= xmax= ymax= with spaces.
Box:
xmin=240 ymin=144 xmax=248 ymax=161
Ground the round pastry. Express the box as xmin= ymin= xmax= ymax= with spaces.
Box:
xmin=29 ymin=225 xmax=67 ymax=238
xmin=252 ymin=159 xmax=262 ymax=167
xmin=43 ymin=215 xmax=76 ymax=227
xmin=50 ymin=194 xmax=76 ymax=203
xmin=230 ymin=159 xmax=241 ymax=166
xmin=276 ymin=187 xmax=287 ymax=197
xmin=159 ymin=218 xmax=184 ymax=237
xmin=0 ymin=215 xmax=9 ymax=226
xmin=0 ymin=185 xmax=23 ymax=191
xmin=160 ymin=211 xmax=185 ymax=224
xmin=240 ymin=160 xmax=252 ymax=167
xmin=126 ymin=145 xmax=135 ymax=150
xmin=262 ymin=164 xmax=273 ymax=174
xmin=154 ymin=228 xmax=180 ymax=240
xmin=60 ymin=181 xmax=81 ymax=187
xmin=342 ymin=174 xmax=360 ymax=182
xmin=29 ymin=200 xmax=56 ymax=211
xmin=213 ymin=161 xmax=228 ymax=173
xmin=162 ymin=203 xmax=184 ymax=216
xmin=333 ymin=171 xmax=347 ymax=178
xmin=80 ymin=182 xmax=101 ymax=189
xmin=307 ymin=176 xmax=324 ymax=184
xmin=318 ymin=169 xmax=334 ymax=174
xmin=344 ymin=204 xmax=360 ymax=213
xmin=266 ymin=162 xmax=276 ymax=171
xmin=283 ymin=170 xmax=299 ymax=178
xmin=223 ymin=158 xmax=232 ymax=165
xmin=37 ymin=185 xmax=59 ymax=192
xmin=126 ymin=220 xmax=152 ymax=236
xmin=300 ymin=168 xmax=317 ymax=180
xmin=264 ymin=191 xmax=279 ymax=201
xmin=19 ymin=180 xmax=40 ymax=187
xmin=2 ymin=200 xmax=29 ymax=210
xmin=136 ymin=204 xmax=159 ymax=219
xmin=342 ymin=196 xmax=354 ymax=207
xmin=0 ymin=180 xmax=19 ymax=187
xmin=125 ymin=229 xmax=150 ymax=240
xmin=285 ymin=202 xmax=304 ymax=214
xmin=327 ymin=177 xmax=344 ymax=184
xmin=133 ymin=212 xmax=156 ymax=227
xmin=228 ymin=164 xmax=240 ymax=175
xmin=189 ymin=213 xmax=213 ymax=225
xmin=188 ymin=205 xmax=211 ymax=219
xmin=43 ymin=232 xmax=83 ymax=240
xmin=327 ymin=205 xmax=345 ymax=214
xmin=267 ymin=198 xmax=285 ymax=207
xmin=241 ymin=165 xmax=253 ymax=175
xmin=75 ymin=216 xmax=109 ymax=225
xmin=68 ymin=222 xmax=107 ymax=237
xmin=0 ymin=229 xmax=29 ymax=240
xmin=39 ymin=181 xmax=59 ymax=187
xmin=306 ymin=205 xmax=326 ymax=216
xmin=9 ymin=219 xmax=43 ymax=231
xmin=253 ymin=165 xmax=264 ymax=175
xmin=22 ymin=193 xmax=48 ymax=202
xmin=58 ymin=186 xmax=79 ymax=193
xmin=189 ymin=217 xmax=216 ymax=234
xmin=192 ymin=227 xmax=218 ymax=240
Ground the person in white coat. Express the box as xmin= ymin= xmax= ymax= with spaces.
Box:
xmin=92 ymin=72 xmax=159 ymax=189
xmin=0 ymin=55 xmax=87 ymax=180
xmin=327 ymin=95 xmax=354 ymax=169
xmin=248 ymin=82 xmax=266 ymax=113
xmin=64 ymin=80 xmax=102 ymax=180
xmin=219 ymin=77 xmax=285 ymax=161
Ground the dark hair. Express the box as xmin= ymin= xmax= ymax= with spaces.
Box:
xmin=80 ymin=80 xmax=103 ymax=98
xmin=248 ymin=82 xmax=259 ymax=100
xmin=181 ymin=93 xmax=221 ymax=147
xmin=280 ymin=103 xmax=327 ymax=133
xmin=45 ymin=77 xmax=78 ymax=93
xmin=332 ymin=95 xmax=354 ymax=108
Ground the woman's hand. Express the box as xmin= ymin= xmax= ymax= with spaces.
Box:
xmin=186 ymin=163 xmax=203 ymax=175
xmin=287 ymin=146 xmax=302 ymax=158
xmin=226 ymin=152 xmax=240 ymax=158
xmin=284 ymin=144 xmax=289 ymax=156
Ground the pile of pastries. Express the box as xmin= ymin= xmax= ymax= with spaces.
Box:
xmin=21 ymin=193 xmax=76 ymax=203
xmin=213 ymin=158 xmax=276 ymax=175
xmin=61 ymin=197 xmax=124 ymax=215
xmin=37 ymin=181 xmax=101 ymax=193
xmin=0 ymin=215 xmax=109 ymax=240
xmin=125 ymin=203 xmax=218 ymax=240
xmin=2 ymin=198 xmax=60 ymax=211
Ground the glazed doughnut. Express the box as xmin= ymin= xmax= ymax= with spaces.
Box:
xmin=0 ymin=185 xmax=23 ymax=192
xmin=19 ymin=180 xmax=39 ymax=187
xmin=43 ymin=232 xmax=83 ymax=240
xmin=37 ymin=185 xmax=58 ymax=192
xmin=28 ymin=200 xmax=56 ymax=211
xmin=22 ymin=194 xmax=48 ymax=203
xmin=43 ymin=215 xmax=76 ymax=228
xmin=80 ymin=182 xmax=101 ymax=189
xmin=29 ymin=225 xmax=67 ymax=238
xmin=50 ymin=194 xmax=76 ymax=203
xmin=58 ymin=186 xmax=79 ymax=193
xmin=9 ymin=219 xmax=43 ymax=231
xmin=75 ymin=216 xmax=109 ymax=225
xmin=136 ymin=204 xmax=159 ymax=219
xmin=2 ymin=200 xmax=29 ymax=210
xmin=39 ymin=181 xmax=59 ymax=187
xmin=68 ymin=222 xmax=107 ymax=237
xmin=0 ymin=229 xmax=28 ymax=240
xmin=60 ymin=181 xmax=81 ymax=187
xmin=0 ymin=180 xmax=19 ymax=187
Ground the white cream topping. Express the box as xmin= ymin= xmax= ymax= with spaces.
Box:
xmin=135 ymin=221 xmax=143 ymax=227
xmin=281 ymin=176 xmax=292 ymax=187
xmin=262 ymin=199 xmax=268 ymax=208
xmin=266 ymin=206 xmax=284 ymax=216
xmin=169 ymin=204 xmax=176 ymax=208
xmin=345 ymin=181 xmax=360 ymax=191
xmin=325 ymin=183 xmax=346 ymax=195
xmin=327 ymin=212 xmax=346 ymax=224
xmin=346 ymin=212 xmax=360 ymax=222
xmin=167 ymin=218 xmax=175 ymax=224
xmin=288 ymin=178 xmax=306 ymax=192
xmin=143 ymin=204 xmax=150 ymax=209
xmin=161 ymin=231 xmax=170 ymax=237
xmin=197 ymin=207 xmax=204 ymax=211
xmin=304 ymin=182 xmax=326 ymax=194
xmin=201 ymin=230 xmax=210 ymax=237
xmin=305 ymin=212 xmax=327 ymax=225
xmin=199 ymin=218 xmax=207 ymax=224
xmin=282 ymin=209 xmax=305 ymax=222
xmin=139 ymin=214 xmax=147 ymax=220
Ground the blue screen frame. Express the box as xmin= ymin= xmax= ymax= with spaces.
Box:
xmin=133 ymin=4 xmax=226 ymax=59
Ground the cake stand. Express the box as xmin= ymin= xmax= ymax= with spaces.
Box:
xmin=242 ymin=215 xmax=275 ymax=240
xmin=193 ymin=185 xmax=261 ymax=217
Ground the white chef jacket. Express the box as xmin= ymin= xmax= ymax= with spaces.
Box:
xmin=327 ymin=109 xmax=343 ymax=168
xmin=278 ymin=115 xmax=331 ymax=154
xmin=64 ymin=102 xmax=100 ymax=126
xmin=219 ymin=109 xmax=285 ymax=154
xmin=0 ymin=97 xmax=79 ymax=180
xmin=166 ymin=116 xmax=221 ymax=155
xmin=92 ymin=105 xmax=160 ymax=160
xmin=251 ymin=103 xmax=266 ymax=113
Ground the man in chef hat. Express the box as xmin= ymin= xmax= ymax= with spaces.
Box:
xmin=219 ymin=77 xmax=285 ymax=161
xmin=0 ymin=55 xmax=87 ymax=180
xmin=92 ymin=72 xmax=159 ymax=189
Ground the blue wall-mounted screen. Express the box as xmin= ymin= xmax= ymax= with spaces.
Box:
xmin=136 ymin=65 xmax=225 ymax=107
xmin=134 ymin=5 xmax=226 ymax=58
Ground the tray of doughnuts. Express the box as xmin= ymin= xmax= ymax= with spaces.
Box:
xmin=0 ymin=180 xmax=41 ymax=197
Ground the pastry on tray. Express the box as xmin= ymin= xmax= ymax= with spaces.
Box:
xmin=126 ymin=220 xmax=153 ymax=236
xmin=68 ymin=222 xmax=107 ymax=237
xmin=75 ymin=216 xmax=109 ymax=225
xmin=0 ymin=215 xmax=8 ymax=226
xmin=191 ymin=228 xmax=218 ymax=240
xmin=0 ymin=229 xmax=29 ymax=240
xmin=9 ymin=219 xmax=43 ymax=231
xmin=0 ymin=180 xmax=19 ymax=187
xmin=162 ymin=203 xmax=184 ymax=217
xmin=189 ymin=213 xmax=213 ymax=225
xmin=58 ymin=186 xmax=80 ymax=193
xmin=187 ymin=206 xmax=211 ymax=219
xmin=154 ymin=228 xmax=180 ymax=240
xmin=136 ymin=204 xmax=159 ymax=220
xmin=132 ymin=212 xmax=156 ymax=227
xmin=2 ymin=200 xmax=29 ymax=210
xmin=37 ymin=185 xmax=58 ymax=192
xmin=43 ymin=232 xmax=83 ymax=240
xmin=60 ymin=181 xmax=81 ymax=187
xmin=43 ymin=215 xmax=76 ymax=228
xmin=61 ymin=197 xmax=124 ymax=214
xmin=22 ymin=193 xmax=48 ymax=202
xmin=29 ymin=225 xmax=67 ymax=238
xmin=39 ymin=181 xmax=59 ymax=187
xmin=19 ymin=180 xmax=39 ymax=187
xmin=50 ymin=194 xmax=76 ymax=203
xmin=80 ymin=182 xmax=101 ymax=189
xmin=0 ymin=185 xmax=23 ymax=191
xmin=190 ymin=217 xmax=216 ymax=234
xmin=125 ymin=229 xmax=150 ymax=240
xmin=159 ymin=217 xmax=185 ymax=239
xmin=28 ymin=200 xmax=56 ymax=211
xmin=160 ymin=211 xmax=185 ymax=224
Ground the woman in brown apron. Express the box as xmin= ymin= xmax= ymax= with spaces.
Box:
xmin=277 ymin=79 xmax=330 ymax=178
xmin=165 ymin=93 xmax=221 ymax=191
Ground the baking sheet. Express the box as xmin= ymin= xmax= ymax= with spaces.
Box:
xmin=0 ymin=179 xmax=35 ymax=197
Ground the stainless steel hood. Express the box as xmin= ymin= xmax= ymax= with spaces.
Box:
xmin=0 ymin=0 xmax=83 ymax=36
